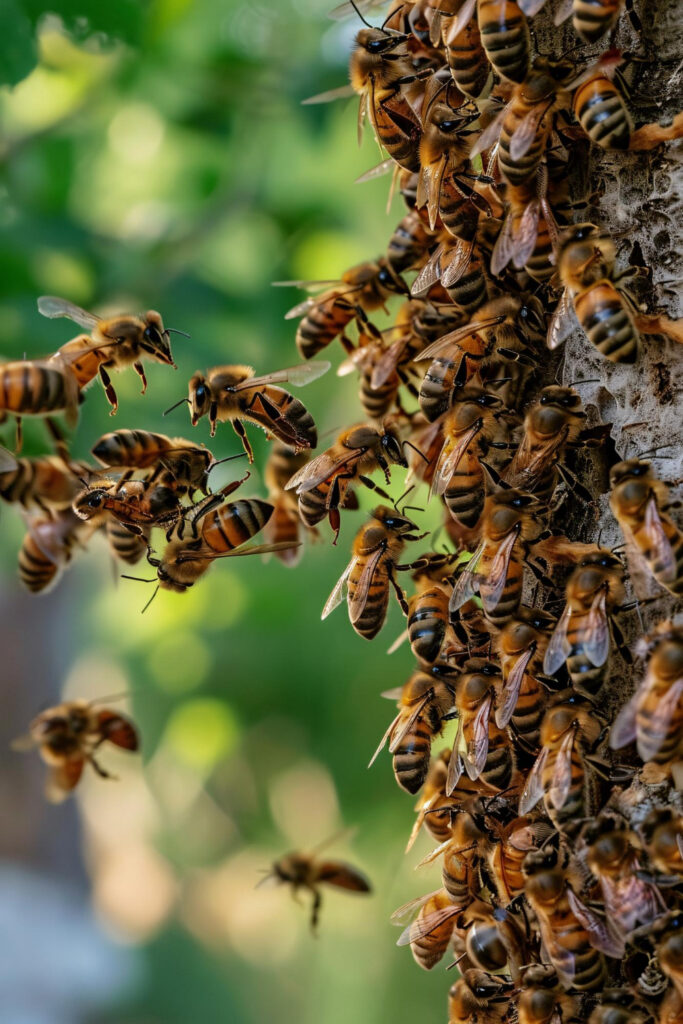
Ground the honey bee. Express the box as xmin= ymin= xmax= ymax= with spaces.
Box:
xmin=106 ymin=519 xmax=150 ymax=565
xmin=413 ymin=231 xmax=492 ymax=316
xmin=285 ymin=423 xmax=408 ymax=542
xmin=519 ymin=694 xmax=603 ymax=836
xmin=13 ymin=699 xmax=138 ymax=802
xmin=406 ymin=747 xmax=491 ymax=851
xmin=264 ymin=836 xmax=371 ymax=933
xmin=0 ymin=357 xmax=82 ymax=449
xmin=494 ymin=608 xmax=556 ymax=751
xmin=543 ymin=548 xmax=626 ymax=700
xmin=91 ymin=429 xmax=215 ymax=498
xmin=18 ymin=508 xmax=95 ymax=593
xmin=418 ymin=799 xmax=492 ymax=905
xmin=486 ymin=814 xmax=552 ymax=902
xmin=0 ymin=449 xmax=85 ymax=512
xmin=392 ymin=887 xmax=460 ymax=970
xmin=449 ymin=490 xmax=546 ymax=627
xmin=38 ymin=295 xmax=178 ymax=412
xmin=442 ymin=9 xmax=492 ymax=100
xmin=611 ymin=622 xmax=683 ymax=772
xmin=449 ymin=658 xmax=518 ymax=793
xmin=654 ymin=912 xmax=683 ymax=1001
xmin=405 ymin=552 xmax=457 ymax=663
xmin=447 ymin=970 xmax=514 ymax=1024
xmin=370 ymin=664 xmax=458 ymax=793
xmin=457 ymin=901 xmax=530 ymax=980
xmin=517 ymin=964 xmax=580 ymax=1024
xmin=337 ymin=325 xmax=404 ymax=422
xmin=322 ymin=505 xmax=426 ymax=640
xmin=564 ymin=0 xmax=626 ymax=43
xmin=609 ymin=460 xmax=683 ymax=597
xmin=387 ymin=209 xmax=435 ymax=275
xmin=582 ymin=813 xmax=663 ymax=946
xmin=182 ymin=361 xmax=329 ymax=460
xmin=587 ymin=989 xmax=653 ymax=1024
xmin=478 ymin=0 xmax=530 ymax=84
xmin=263 ymin=443 xmax=316 ymax=567
xmin=639 ymin=808 xmax=683 ymax=880
xmin=522 ymin=843 xmax=622 ymax=990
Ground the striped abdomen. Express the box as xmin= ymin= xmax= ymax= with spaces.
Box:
xmin=510 ymin=671 xmax=544 ymax=751
xmin=264 ymin=500 xmax=302 ymax=567
xmin=445 ymin=18 xmax=490 ymax=99
xmin=0 ymin=362 xmax=72 ymax=415
xmin=203 ymin=498 xmax=273 ymax=553
xmin=92 ymin=429 xmax=170 ymax=468
xmin=566 ymin=609 xmax=608 ymax=698
xmin=444 ymin=454 xmax=486 ymax=528
xmin=573 ymin=77 xmax=631 ymax=150
xmin=56 ymin=335 xmax=104 ymax=387
xmin=373 ymin=95 xmax=421 ymax=171
xmin=360 ymin=369 xmax=398 ymax=421
xmin=296 ymin=293 xmax=355 ymax=359
xmin=544 ymin=744 xmax=593 ymax=837
xmin=408 ymin=587 xmax=449 ymax=662
xmin=242 ymin=386 xmax=317 ymax=449
xmin=499 ymin=104 xmax=548 ymax=185
xmin=387 ymin=212 xmax=432 ymax=273
xmin=298 ymin=474 xmax=353 ymax=528
xmin=481 ymin=725 xmax=515 ymax=790
xmin=18 ymin=534 xmax=62 ymax=592
xmin=348 ymin=557 xmax=390 ymax=639
xmin=0 ymin=457 xmax=76 ymax=510
xmin=393 ymin=717 xmax=435 ymax=794
xmin=481 ymin=547 xmax=523 ymax=626
xmin=444 ymin=256 xmax=488 ymax=313
xmin=411 ymin=894 xmax=457 ymax=970
xmin=634 ymin=515 xmax=683 ymax=596
xmin=439 ymin=177 xmax=479 ymax=242
xmin=442 ymin=847 xmax=476 ymax=904
xmin=454 ymin=599 xmax=491 ymax=653
xmin=106 ymin=520 xmax=149 ymax=565
xmin=524 ymin=209 xmax=556 ymax=282
xmin=420 ymin=349 xmax=475 ymax=422
xmin=574 ymin=282 xmax=638 ymax=363
xmin=572 ymin=0 xmax=622 ymax=43
xmin=477 ymin=0 xmax=529 ymax=84
xmin=543 ymin=898 xmax=607 ymax=990
xmin=636 ymin=689 xmax=683 ymax=763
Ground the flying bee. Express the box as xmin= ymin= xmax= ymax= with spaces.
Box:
xmin=609 ymin=459 xmax=683 ymax=598
xmin=639 ymin=808 xmax=683 ymax=880
xmin=486 ymin=814 xmax=552 ymax=902
xmin=587 ymin=989 xmax=653 ymax=1024
xmin=0 ymin=357 xmax=82 ymax=450
xmin=449 ymin=658 xmax=519 ymax=793
xmin=448 ymin=970 xmax=514 ymax=1024
xmin=72 ymin=477 xmax=181 ymax=535
xmin=582 ymin=812 xmax=663 ymax=946
xmin=13 ymin=699 xmax=138 ymax=802
xmin=611 ymin=622 xmax=683 ymax=773
xmin=519 ymin=694 xmax=603 ymax=836
xmin=543 ymin=548 xmax=627 ymax=700
xmin=321 ymin=505 xmax=427 ymax=640
xmin=262 ymin=833 xmax=371 ymax=934
xmin=560 ymin=0 xmax=627 ymax=43
xmin=0 ymin=449 xmax=87 ymax=513
xmin=391 ymin=887 xmax=460 ymax=970
xmin=181 ymin=361 xmax=329 ymax=458
xmin=449 ymin=490 xmax=546 ymax=627
xmin=522 ymin=843 xmax=622 ymax=991
xmin=494 ymin=608 xmax=556 ymax=751
xmin=91 ymin=429 xmax=215 ymax=498
xmin=18 ymin=508 xmax=95 ymax=593
xmin=38 ymin=295 xmax=179 ymax=413
xmin=263 ymin=443 xmax=316 ymax=568
xmin=477 ymin=0 xmax=530 ymax=83
xmin=517 ymin=964 xmax=580 ymax=1024
xmin=285 ymin=422 xmax=409 ymax=542
xmin=370 ymin=664 xmax=457 ymax=793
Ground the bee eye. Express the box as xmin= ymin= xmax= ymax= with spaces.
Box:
xmin=366 ymin=37 xmax=389 ymax=53
xmin=438 ymin=119 xmax=461 ymax=133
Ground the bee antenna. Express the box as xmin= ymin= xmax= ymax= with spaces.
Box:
xmin=568 ymin=378 xmax=600 ymax=387
xmin=164 ymin=397 xmax=190 ymax=416
xmin=394 ymin=484 xmax=414 ymax=513
xmin=208 ymin=453 xmax=249 ymax=473
xmin=639 ymin=444 xmax=674 ymax=458
xmin=165 ymin=328 xmax=191 ymax=338
xmin=120 ymin=574 xmax=157 ymax=583
xmin=403 ymin=440 xmax=430 ymax=464
xmin=350 ymin=0 xmax=374 ymax=28
xmin=141 ymin=586 xmax=160 ymax=614
xmin=402 ymin=505 xmax=424 ymax=514
xmin=78 ymin=476 xmax=90 ymax=489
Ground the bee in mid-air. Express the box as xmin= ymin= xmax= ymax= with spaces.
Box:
xmin=13 ymin=699 xmax=138 ymax=802
xmin=263 ymin=443 xmax=317 ymax=567
xmin=91 ymin=429 xmax=216 ymax=498
xmin=18 ymin=508 xmax=96 ymax=593
xmin=261 ymin=833 xmax=371 ymax=933
xmin=72 ymin=477 xmax=181 ymax=535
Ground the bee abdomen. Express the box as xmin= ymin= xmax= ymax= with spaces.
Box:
xmin=360 ymin=376 xmax=397 ymax=421
xmin=106 ymin=520 xmax=149 ymax=565
xmin=419 ymin=356 xmax=461 ymax=422
xmin=574 ymin=79 xmax=631 ymax=150
xmin=408 ymin=589 xmax=448 ymax=662
xmin=575 ymin=284 xmax=638 ymax=363
xmin=444 ymin=466 xmax=485 ymax=527
xmin=446 ymin=20 xmax=491 ymax=99
xmin=393 ymin=720 xmax=433 ymax=794
xmin=572 ymin=0 xmax=619 ymax=41
xmin=481 ymin=738 xmax=515 ymax=790
xmin=18 ymin=534 xmax=60 ymax=592
xmin=445 ymin=262 xmax=488 ymax=313
xmin=478 ymin=0 xmax=530 ymax=84
xmin=0 ymin=364 xmax=69 ymax=415
xmin=296 ymin=299 xmax=353 ymax=359
xmin=205 ymin=498 xmax=273 ymax=552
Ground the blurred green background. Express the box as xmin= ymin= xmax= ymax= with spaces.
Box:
xmin=0 ymin=2 xmax=454 ymax=1023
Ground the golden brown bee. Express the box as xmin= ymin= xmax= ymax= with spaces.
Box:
xmin=18 ymin=508 xmax=95 ymax=593
xmin=449 ymin=658 xmax=518 ymax=793
xmin=543 ymin=548 xmax=626 ymax=700
xmin=450 ymin=490 xmax=546 ymax=627
xmin=611 ymin=622 xmax=683 ymax=773
xmin=569 ymin=0 xmax=625 ymax=42
xmin=322 ymin=505 xmax=426 ymax=640
xmin=0 ymin=358 xmax=82 ymax=449
xmin=654 ymin=912 xmax=683 ymax=1002
xmin=485 ymin=814 xmax=552 ymax=902
xmin=73 ymin=477 xmax=181 ymax=534
xmin=457 ymin=901 xmax=530 ymax=981
xmin=386 ymin=210 xmax=435 ymax=275
xmin=38 ymin=295 xmax=177 ymax=412
xmin=0 ymin=450 xmax=85 ymax=512
xmin=337 ymin=326 xmax=404 ymax=422
xmin=370 ymin=664 xmax=457 ymax=793
xmin=572 ymin=64 xmax=632 ymax=150
xmin=285 ymin=422 xmax=408 ymax=542
xmin=519 ymin=694 xmax=603 ymax=836
xmin=422 ymin=800 xmax=492 ymax=907
xmin=494 ymin=608 xmax=555 ymax=751
xmin=609 ymin=460 xmax=683 ymax=598
xmin=263 ymin=443 xmax=316 ymax=568
xmin=184 ymin=362 xmax=329 ymax=458
xmin=265 ymin=839 xmax=371 ymax=934
xmin=106 ymin=519 xmax=150 ymax=565
xmin=517 ymin=964 xmax=580 ymax=1024
xmin=639 ymin=808 xmax=683 ymax=880
xmin=13 ymin=699 xmax=138 ymax=802
xmin=522 ymin=843 xmax=621 ymax=990
xmin=442 ymin=10 xmax=492 ymax=100
xmin=392 ymin=887 xmax=460 ymax=970
xmin=405 ymin=552 xmax=457 ymax=663
xmin=587 ymin=988 xmax=652 ymax=1024
xmin=447 ymin=969 xmax=514 ymax=1024
xmin=91 ymin=429 xmax=215 ymax=497
xmin=477 ymin=0 xmax=530 ymax=84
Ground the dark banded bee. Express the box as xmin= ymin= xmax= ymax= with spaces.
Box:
xmin=0 ymin=358 xmax=81 ymax=450
xmin=448 ymin=970 xmax=513 ymax=1024
xmin=443 ymin=11 xmax=492 ymax=99
xmin=0 ymin=451 xmax=85 ymax=512
xmin=18 ymin=508 xmax=95 ymax=593
xmin=496 ymin=59 xmax=572 ymax=186
xmin=91 ymin=429 xmax=214 ymax=497
xmin=106 ymin=519 xmax=150 ymax=566
xmin=337 ymin=326 xmax=403 ymax=422
xmin=449 ymin=659 xmax=518 ymax=793
xmin=386 ymin=210 xmax=435 ymax=275
xmin=263 ymin=443 xmax=316 ymax=568
xmin=494 ymin=609 xmax=556 ymax=752
xmin=405 ymin=553 xmax=458 ymax=663
xmin=477 ymin=0 xmax=530 ymax=84
xmin=517 ymin=964 xmax=579 ymax=1024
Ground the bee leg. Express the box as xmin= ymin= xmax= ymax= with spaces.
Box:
xmin=329 ymin=507 xmax=341 ymax=545
xmin=88 ymin=753 xmax=114 ymax=780
xmin=388 ymin=569 xmax=409 ymax=616
xmin=214 ymin=471 xmax=250 ymax=501
xmin=358 ymin=474 xmax=393 ymax=502
xmin=14 ymin=416 xmax=23 ymax=454
xmin=610 ymin=617 xmax=633 ymax=665
xmin=133 ymin=361 xmax=148 ymax=395
xmin=231 ymin=419 xmax=254 ymax=463
xmin=99 ymin=365 xmax=118 ymax=414
xmin=310 ymin=888 xmax=322 ymax=935
xmin=556 ymin=462 xmax=593 ymax=502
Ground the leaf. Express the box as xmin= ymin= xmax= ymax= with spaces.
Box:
xmin=0 ymin=0 xmax=36 ymax=87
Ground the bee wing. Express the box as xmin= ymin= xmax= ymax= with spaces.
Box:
xmin=0 ymin=445 xmax=18 ymax=472
xmin=637 ymin=679 xmax=683 ymax=761
xmin=337 ymin=349 xmax=371 ymax=377
xmin=316 ymin=861 xmax=371 ymax=892
xmin=509 ymin=107 xmax=548 ymax=162
xmin=553 ymin=0 xmax=574 ymax=24
xmin=444 ymin=0 xmax=478 ymax=43
xmin=480 ymin=529 xmax=518 ymax=615
xmin=38 ymin=296 xmax=101 ymax=328
xmin=511 ymin=200 xmax=541 ymax=269
xmin=464 ymin=693 xmax=492 ymax=780
xmin=417 ymin=314 xmax=505 ymax=362
xmin=412 ymin=244 xmax=444 ymax=296
xmin=609 ymin=691 xmax=639 ymax=750
xmin=389 ymin=694 xmax=435 ymax=755
xmin=390 ymin=887 xmax=446 ymax=926
xmin=547 ymin=288 xmax=578 ymax=350
xmin=45 ymin=759 xmax=84 ymax=803
xmin=284 ymin=296 xmax=323 ymax=319
xmin=582 ymin=588 xmax=610 ymax=667
xmin=644 ymin=496 xmax=677 ymax=582
xmin=301 ymin=84 xmax=356 ymax=104
xmin=431 ymin=422 xmax=481 ymax=497
xmin=273 ymin=279 xmax=341 ymax=290
xmin=490 ymin=212 xmax=517 ymax=277
xmin=396 ymin=903 xmax=460 ymax=947
xmin=371 ymin=335 xmax=409 ymax=389
xmin=176 ymin=541 xmax=301 ymax=563
xmin=440 ymin=240 xmax=474 ymax=288
xmin=446 ymin=719 xmax=464 ymax=796
xmin=449 ymin=544 xmax=484 ymax=614
xmin=10 ymin=733 xmax=38 ymax=752
xmin=470 ymin=107 xmax=506 ymax=159
xmin=231 ymin=362 xmax=331 ymax=392
xmin=322 ymin=558 xmax=356 ymax=620
xmin=518 ymin=0 xmax=548 ymax=14
xmin=348 ymin=544 xmax=385 ymax=624
xmin=355 ymin=158 xmax=395 ymax=184
xmin=543 ymin=602 xmax=572 ymax=675
xmin=547 ymin=729 xmax=574 ymax=809
xmin=496 ymin=647 xmax=534 ymax=728
xmin=504 ymin=428 xmax=567 ymax=490
xmin=518 ymin=745 xmax=549 ymax=814
xmin=368 ymin=710 xmax=402 ymax=767
xmin=424 ymin=155 xmax=448 ymax=232
xmin=285 ymin=447 xmax=363 ymax=493
xmin=566 ymin=887 xmax=624 ymax=958
xmin=536 ymin=912 xmax=576 ymax=987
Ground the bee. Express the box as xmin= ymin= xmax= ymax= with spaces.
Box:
xmin=611 ymin=622 xmax=683 ymax=772
xmin=582 ymin=813 xmax=663 ymax=945
xmin=285 ymin=423 xmax=408 ymax=542
xmin=386 ymin=210 xmax=435 ymax=275
xmin=477 ymin=0 xmax=530 ymax=84
xmin=405 ymin=552 xmax=457 ymax=663
xmin=639 ymin=808 xmax=683 ymax=880
xmin=654 ymin=912 xmax=683 ymax=1002
xmin=522 ymin=843 xmax=622 ymax=991
xmin=457 ymin=901 xmax=530 ymax=980
xmin=322 ymin=505 xmax=426 ymax=640
xmin=18 ymin=508 xmax=95 ymax=593
xmin=38 ymin=295 xmax=178 ymax=412
xmin=587 ymin=989 xmax=653 ymax=1024
xmin=449 ymin=490 xmax=546 ymax=627
xmin=184 ymin=361 xmax=329 ymax=457
xmin=486 ymin=815 xmax=552 ymax=902
xmin=91 ymin=429 xmax=214 ymax=498
xmin=392 ymin=888 xmax=460 ymax=970
xmin=494 ymin=608 xmax=556 ymax=751
xmin=517 ymin=964 xmax=580 ymax=1024
xmin=0 ymin=450 xmax=86 ymax=512
xmin=519 ymin=695 xmax=603 ymax=836
xmin=13 ymin=699 xmax=138 ymax=802
xmin=568 ymin=0 xmax=626 ymax=42
xmin=414 ymin=232 xmax=492 ymax=315
xmin=447 ymin=970 xmax=514 ymax=1024
xmin=543 ymin=548 xmax=626 ymax=700
xmin=72 ymin=477 xmax=181 ymax=534
xmin=263 ymin=443 xmax=316 ymax=568
xmin=106 ymin=519 xmax=150 ymax=565
xmin=370 ymin=665 xmax=458 ymax=793
xmin=609 ymin=460 xmax=683 ymax=597
xmin=264 ymin=836 xmax=371 ymax=934
xmin=0 ymin=357 xmax=82 ymax=449
xmin=449 ymin=658 xmax=518 ymax=793
xmin=442 ymin=10 xmax=492 ymax=100
xmin=337 ymin=325 xmax=404 ymax=422
xmin=430 ymin=387 xmax=511 ymax=529
xmin=421 ymin=800 xmax=493 ymax=906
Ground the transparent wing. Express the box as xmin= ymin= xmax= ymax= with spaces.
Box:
xmin=396 ymin=904 xmax=460 ymax=946
xmin=431 ymin=422 xmax=481 ymax=497
xmin=302 ymin=84 xmax=355 ymax=105
xmin=0 ymin=445 xmax=18 ymax=472
xmin=644 ymin=497 xmax=677 ymax=582
xmin=322 ymin=558 xmax=355 ymax=619
xmin=547 ymin=728 xmax=574 ymax=809
xmin=518 ymin=0 xmax=548 ymax=13
xmin=582 ymin=588 xmax=610 ymax=667
xmin=38 ymin=296 xmax=101 ymax=328
xmin=543 ymin=602 xmax=572 ymax=674
xmin=355 ymin=158 xmax=395 ymax=184
xmin=490 ymin=212 xmax=517 ymax=277
xmin=371 ymin=335 xmax=410 ymax=389
xmin=390 ymin=887 xmax=445 ymax=926
xmin=441 ymin=240 xmax=474 ymax=288
xmin=637 ymin=679 xmax=683 ymax=760
xmin=509 ymin=107 xmax=548 ymax=162
xmin=547 ymin=289 xmax=578 ymax=350
xmin=368 ymin=711 xmax=402 ymax=768
xmin=449 ymin=543 xmax=484 ymax=614
xmin=480 ymin=528 xmax=518 ymax=615
xmin=348 ymin=544 xmax=385 ymax=624
xmin=417 ymin=314 xmax=506 ymax=362
xmin=464 ymin=693 xmax=492 ymax=780
xmin=446 ymin=718 xmax=464 ymax=796
xmin=444 ymin=0 xmax=477 ymax=43
xmin=389 ymin=695 xmax=435 ymax=754
xmin=553 ymin=0 xmax=574 ymax=23
xmin=566 ymin=888 xmax=624 ymax=958
xmin=609 ymin=692 xmax=639 ymax=750
xmin=232 ymin=362 xmax=331 ymax=391
xmin=177 ymin=542 xmax=300 ymax=563
xmin=512 ymin=199 xmax=541 ymax=269
xmin=285 ymin=446 xmax=364 ymax=493
xmin=536 ymin=912 xmax=576 ymax=987
xmin=470 ymin=108 xmax=506 ymax=159
xmin=387 ymin=628 xmax=409 ymax=655
xmin=412 ymin=245 xmax=444 ymax=296
xmin=518 ymin=745 xmax=548 ymax=814
xmin=496 ymin=647 xmax=534 ymax=728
